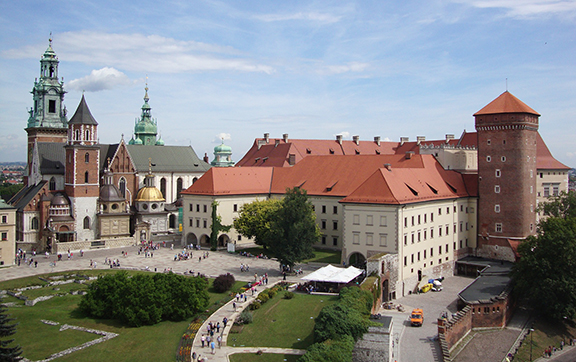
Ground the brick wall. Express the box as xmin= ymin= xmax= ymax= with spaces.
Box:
xmin=438 ymin=305 xmax=473 ymax=350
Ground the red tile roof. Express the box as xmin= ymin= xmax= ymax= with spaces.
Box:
xmin=474 ymin=91 xmax=540 ymax=116
xmin=181 ymin=167 xmax=274 ymax=196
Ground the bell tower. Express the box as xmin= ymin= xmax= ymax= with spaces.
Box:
xmin=474 ymin=91 xmax=539 ymax=260
xmin=25 ymin=36 xmax=68 ymax=184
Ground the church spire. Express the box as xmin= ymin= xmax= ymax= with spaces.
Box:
xmin=132 ymin=80 xmax=158 ymax=145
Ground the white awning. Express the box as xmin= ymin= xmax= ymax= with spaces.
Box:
xmin=301 ymin=264 xmax=364 ymax=284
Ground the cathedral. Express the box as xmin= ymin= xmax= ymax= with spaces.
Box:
xmin=9 ymin=39 xmax=211 ymax=253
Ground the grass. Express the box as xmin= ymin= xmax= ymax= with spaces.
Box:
xmin=236 ymin=246 xmax=341 ymax=265
xmin=229 ymin=353 xmax=302 ymax=362
xmin=0 ymin=270 xmax=245 ymax=362
xmin=229 ymin=293 xmax=339 ymax=350
xmin=514 ymin=317 xmax=576 ymax=361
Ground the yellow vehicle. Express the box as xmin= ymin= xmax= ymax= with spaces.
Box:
xmin=410 ymin=308 xmax=424 ymax=327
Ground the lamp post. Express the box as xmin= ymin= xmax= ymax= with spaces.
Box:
xmin=530 ymin=328 xmax=535 ymax=362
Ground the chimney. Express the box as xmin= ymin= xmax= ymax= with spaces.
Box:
xmin=445 ymin=134 xmax=454 ymax=143
xmin=374 ymin=136 xmax=381 ymax=146
xmin=288 ymin=154 xmax=296 ymax=166
xmin=203 ymin=153 xmax=209 ymax=163
xmin=283 ymin=133 xmax=289 ymax=143
xmin=400 ymin=137 xmax=409 ymax=145
xmin=353 ymin=135 xmax=360 ymax=145
xmin=384 ymin=163 xmax=391 ymax=171
xmin=264 ymin=133 xmax=270 ymax=144
xmin=417 ymin=136 xmax=426 ymax=145
xmin=336 ymin=134 xmax=343 ymax=145
xmin=405 ymin=151 xmax=414 ymax=159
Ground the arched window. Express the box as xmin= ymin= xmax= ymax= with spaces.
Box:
xmin=75 ymin=129 xmax=80 ymax=141
xmin=31 ymin=217 xmax=39 ymax=230
xmin=83 ymin=216 xmax=90 ymax=229
xmin=160 ymin=178 xmax=166 ymax=199
xmin=49 ymin=177 xmax=56 ymax=191
xmin=84 ymin=171 xmax=89 ymax=183
xmin=85 ymin=152 xmax=89 ymax=163
xmin=176 ymin=177 xmax=183 ymax=199
xmin=119 ymin=178 xmax=126 ymax=198
xmin=85 ymin=130 xmax=90 ymax=141
xmin=192 ymin=177 xmax=198 ymax=184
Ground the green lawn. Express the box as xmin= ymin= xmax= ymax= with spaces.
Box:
xmin=229 ymin=293 xmax=339 ymax=350
xmin=229 ymin=353 xmax=301 ymax=362
xmin=1 ymin=270 xmax=245 ymax=362
xmin=515 ymin=317 xmax=576 ymax=361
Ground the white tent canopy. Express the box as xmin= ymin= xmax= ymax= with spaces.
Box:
xmin=301 ymin=264 xmax=364 ymax=284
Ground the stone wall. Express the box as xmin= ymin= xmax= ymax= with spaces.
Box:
xmin=352 ymin=317 xmax=393 ymax=362
xmin=54 ymin=236 xmax=135 ymax=253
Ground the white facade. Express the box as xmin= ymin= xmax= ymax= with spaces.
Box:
xmin=70 ymin=196 xmax=98 ymax=241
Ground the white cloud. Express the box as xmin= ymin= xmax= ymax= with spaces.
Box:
xmin=254 ymin=12 xmax=342 ymax=23
xmin=213 ymin=133 xmax=232 ymax=143
xmin=323 ymin=62 xmax=370 ymax=75
xmin=454 ymin=0 xmax=576 ymax=18
xmin=67 ymin=67 xmax=135 ymax=92
xmin=2 ymin=31 xmax=275 ymax=74
xmin=336 ymin=131 xmax=351 ymax=139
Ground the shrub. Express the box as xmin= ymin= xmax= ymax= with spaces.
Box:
xmin=267 ymin=289 xmax=276 ymax=298
xmin=250 ymin=301 xmax=261 ymax=310
xmin=284 ymin=291 xmax=294 ymax=299
xmin=313 ymin=303 xmax=369 ymax=343
xmin=213 ymin=273 xmax=235 ymax=293
xmin=299 ymin=335 xmax=355 ymax=362
xmin=237 ymin=309 xmax=253 ymax=324
xmin=257 ymin=293 xmax=269 ymax=304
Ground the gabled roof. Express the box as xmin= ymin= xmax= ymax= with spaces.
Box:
xmin=474 ymin=91 xmax=540 ymax=116
xmin=9 ymin=180 xmax=48 ymax=211
xmin=182 ymin=167 xmax=274 ymax=196
xmin=341 ymin=156 xmax=470 ymax=205
xmin=126 ymin=145 xmax=210 ymax=173
xmin=535 ymin=132 xmax=570 ymax=170
xmin=68 ymin=95 xmax=98 ymax=125
xmin=37 ymin=143 xmax=65 ymax=175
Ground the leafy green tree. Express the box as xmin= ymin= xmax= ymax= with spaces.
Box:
xmin=299 ymin=335 xmax=354 ymax=362
xmin=268 ymin=187 xmax=320 ymax=269
xmin=511 ymin=191 xmax=576 ymax=321
xmin=233 ymin=199 xmax=281 ymax=248
xmin=313 ymin=303 xmax=369 ymax=343
xmin=0 ymin=305 xmax=22 ymax=361
xmin=339 ymin=287 xmax=373 ymax=317
xmin=0 ymin=183 xmax=23 ymax=203
xmin=210 ymin=201 xmax=231 ymax=251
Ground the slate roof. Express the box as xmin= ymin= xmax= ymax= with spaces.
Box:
xmin=126 ymin=145 xmax=211 ymax=173
xmin=68 ymin=95 xmax=98 ymax=125
xmin=9 ymin=180 xmax=47 ymax=211
xmin=474 ymin=91 xmax=540 ymax=116
xmin=37 ymin=143 xmax=66 ymax=175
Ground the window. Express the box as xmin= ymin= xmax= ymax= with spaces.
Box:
xmin=544 ymin=185 xmax=550 ymax=197
xmin=83 ymin=216 xmax=90 ymax=229
xmin=233 ymin=204 xmax=238 ymax=212
xmin=446 ymin=225 xmax=449 ymax=235
xmin=487 ymin=139 xmax=491 ymax=145
xmin=438 ymin=208 xmax=442 ymax=215
xmin=321 ymin=205 xmax=326 ymax=214
xmin=353 ymin=233 xmax=360 ymax=245
xmin=417 ymin=230 xmax=421 ymax=242
xmin=176 ymin=178 xmax=183 ymax=198
xmin=332 ymin=237 xmax=338 ymax=246
xmin=439 ymin=226 xmax=442 ymax=236
xmin=431 ymin=213 xmax=434 ymax=222
xmin=417 ymin=252 xmax=420 ymax=261
xmin=424 ymin=214 xmax=427 ymax=223
xmin=418 ymin=215 xmax=421 ymax=224
xmin=424 ymin=249 xmax=427 ymax=258
xmin=447 ymin=207 xmax=450 ymax=214
xmin=196 ymin=219 xmax=200 ymax=228
xmin=404 ymin=256 xmax=407 ymax=266
xmin=189 ymin=204 xmax=193 ymax=212
xmin=189 ymin=219 xmax=193 ymax=227
xmin=501 ymin=156 xmax=506 ymax=162
xmin=321 ymin=220 xmax=326 ymax=229
xmin=196 ymin=204 xmax=200 ymax=212
xmin=495 ymin=204 xmax=500 ymax=213
xmin=49 ymin=100 xmax=56 ymax=113
xmin=411 ymin=216 xmax=415 ymax=226
xmin=49 ymin=177 xmax=56 ymax=191
xmin=203 ymin=204 xmax=207 ymax=213
xmin=423 ymin=229 xmax=427 ymax=240
xmin=333 ymin=206 xmax=338 ymax=214
xmin=495 ymin=185 xmax=500 ymax=193
xmin=322 ymin=235 xmax=326 ymax=245
xmin=486 ymin=155 xmax=491 ymax=162
xmin=439 ymin=246 xmax=442 ymax=254
xmin=430 ymin=228 xmax=434 ymax=238
xmin=430 ymin=248 xmax=433 ymax=257
xmin=333 ymin=221 xmax=338 ymax=230
xmin=446 ymin=244 xmax=449 ymax=253
xmin=411 ymin=254 xmax=414 ymax=264
xmin=119 ymin=178 xmax=126 ymax=198
xmin=366 ymin=215 xmax=373 ymax=226
xmin=353 ymin=214 xmax=360 ymax=225
xmin=404 ymin=234 xmax=407 ymax=245
xmin=404 ymin=217 xmax=407 ymax=227
xmin=366 ymin=233 xmax=373 ymax=246
xmin=84 ymin=171 xmax=89 ymax=183
xmin=160 ymin=178 xmax=166 ymax=198
xmin=380 ymin=216 xmax=387 ymax=226
xmin=495 ymin=223 xmax=502 ymax=233
xmin=1 ymin=232 xmax=6 ymax=241
xmin=203 ymin=219 xmax=207 ymax=228
xmin=75 ymin=130 xmax=80 ymax=141
xmin=1 ymin=215 xmax=6 ymax=223
xmin=379 ymin=234 xmax=387 ymax=247
xmin=553 ymin=185 xmax=559 ymax=196
xmin=411 ymin=232 xmax=415 ymax=244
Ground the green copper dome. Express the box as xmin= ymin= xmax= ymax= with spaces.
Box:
xmin=214 ymin=143 xmax=232 ymax=153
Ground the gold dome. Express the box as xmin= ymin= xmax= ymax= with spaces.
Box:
xmin=135 ymin=186 xmax=165 ymax=202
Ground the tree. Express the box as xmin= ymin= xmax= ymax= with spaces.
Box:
xmin=233 ymin=199 xmax=281 ymax=248
xmin=511 ymin=191 xmax=576 ymax=321
xmin=0 ymin=305 xmax=22 ymax=361
xmin=268 ymin=187 xmax=320 ymax=269
xmin=299 ymin=335 xmax=354 ymax=362
xmin=210 ymin=201 xmax=231 ymax=251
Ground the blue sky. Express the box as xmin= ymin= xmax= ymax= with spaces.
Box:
xmin=1 ymin=0 xmax=575 ymax=166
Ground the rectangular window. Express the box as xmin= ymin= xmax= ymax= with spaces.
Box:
xmin=196 ymin=219 xmax=200 ymax=228
xmin=438 ymin=208 xmax=442 ymax=215
xmin=417 ymin=230 xmax=421 ymax=242
xmin=495 ymin=205 xmax=500 ymax=213
xmin=203 ymin=219 xmax=207 ymax=228
xmin=333 ymin=206 xmax=338 ymax=214
xmin=495 ymin=223 xmax=502 ymax=233
xmin=439 ymin=246 xmax=442 ymax=255
xmin=411 ymin=254 xmax=414 ymax=264
xmin=445 ymin=244 xmax=449 ymax=253
xmin=447 ymin=207 xmax=450 ymax=214
xmin=446 ymin=225 xmax=450 ymax=235
xmin=189 ymin=204 xmax=193 ymax=212
xmin=332 ymin=237 xmax=338 ymax=246
xmin=404 ymin=217 xmax=407 ymax=228
xmin=404 ymin=256 xmax=407 ymax=266
xmin=423 ymin=229 xmax=427 ymax=240
xmin=411 ymin=232 xmax=415 ymax=244
xmin=203 ymin=204 xmax=207 ymax=213
xmin=322 ymin=205 xmax=326 ymax=214
xmin=460 ymin=240 xmax=463 ymax=249
xmin=189 ymin=219 xmax=193 ymax=227
xmin=380 ymin=216 xmax=387 ymax=226
xmin=1 ymin=215 xmax=6 ymax=223
xmin=439 ymin=226 xmax=442 ymax=236
xmin=353 ymin=233 xmax=360 ymax=245
xmin=353 ymin=214 xmax=360 ymax=225
xmin=430 ymin=228 xmax=434 ymax=238
xmin=496 ymin=169 xmax=501 ymax=177
xmin=49 ymin=100 xmax=56 ymax=113
xmin=2 ymin=232 xmax=7 ymax=241
xmin=424 ymin=249 xmax=427 ymax=259
xmin=553 ymin=185 xmax=560 ymax=196
xmin=431 ymin=213 xmax=434 ymax=222
xmin=430 ymin=248 xmax=433 ymax=257
xmin=544 ymin=185 xmax=550 ymax=197
xmin=411 ymin=216 xmax=415 ymax=226
xmin=418 ymin=215 xmax=421 ymax=224
xmin=379 ymin=234 xmax=387 ymax=247
xmin=424 ymin=214 xmax=427 ymax=223
xmin=321 ymin=220 xmax=326 ymax=230
xmin=495 ymin=185 xmax=501 ymax=193
xmin=197 ymin=204 xmax=200 ymax=212
xmin=322 ymin=235 xmax=326 ymax=245
xmin=333 ymin=221 xmax=338 ymax=230
xmin=459 ymin=222 xmax=463 ymax=232
xmin=404 ymin=233 xmax=407 ymax=245
xmin=454 ymin=224 xmax=457 ymax=233
xmin=417 ymin=252 xmax=420 ymax=261
xmin=366 ymin=215 xmax=373 ymax=226
xmin=233 ymin=204 xmax=238 ymax=212
xmin=366 ymin=233 xmax=373 ymax=246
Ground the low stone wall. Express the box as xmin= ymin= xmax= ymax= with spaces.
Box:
xmin=54 ymin=237 xmax=135 ymax=253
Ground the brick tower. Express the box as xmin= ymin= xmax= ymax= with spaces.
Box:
xmin=64 ymin=95 xmax=100 ymax=241
xmin=474 ymin=91 xmax=539 ymax=261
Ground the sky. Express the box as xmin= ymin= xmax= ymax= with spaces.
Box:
xmin=1 ymin=0 xmax=575 ymax=167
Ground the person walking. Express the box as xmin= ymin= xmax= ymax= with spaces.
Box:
xmin=210 ymin=340 xmax=215 ymax=354
xmin=201 ymin=335 xmax=205 ymax=348
xmin=217 ymin=335 xmax=222 ymax=348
